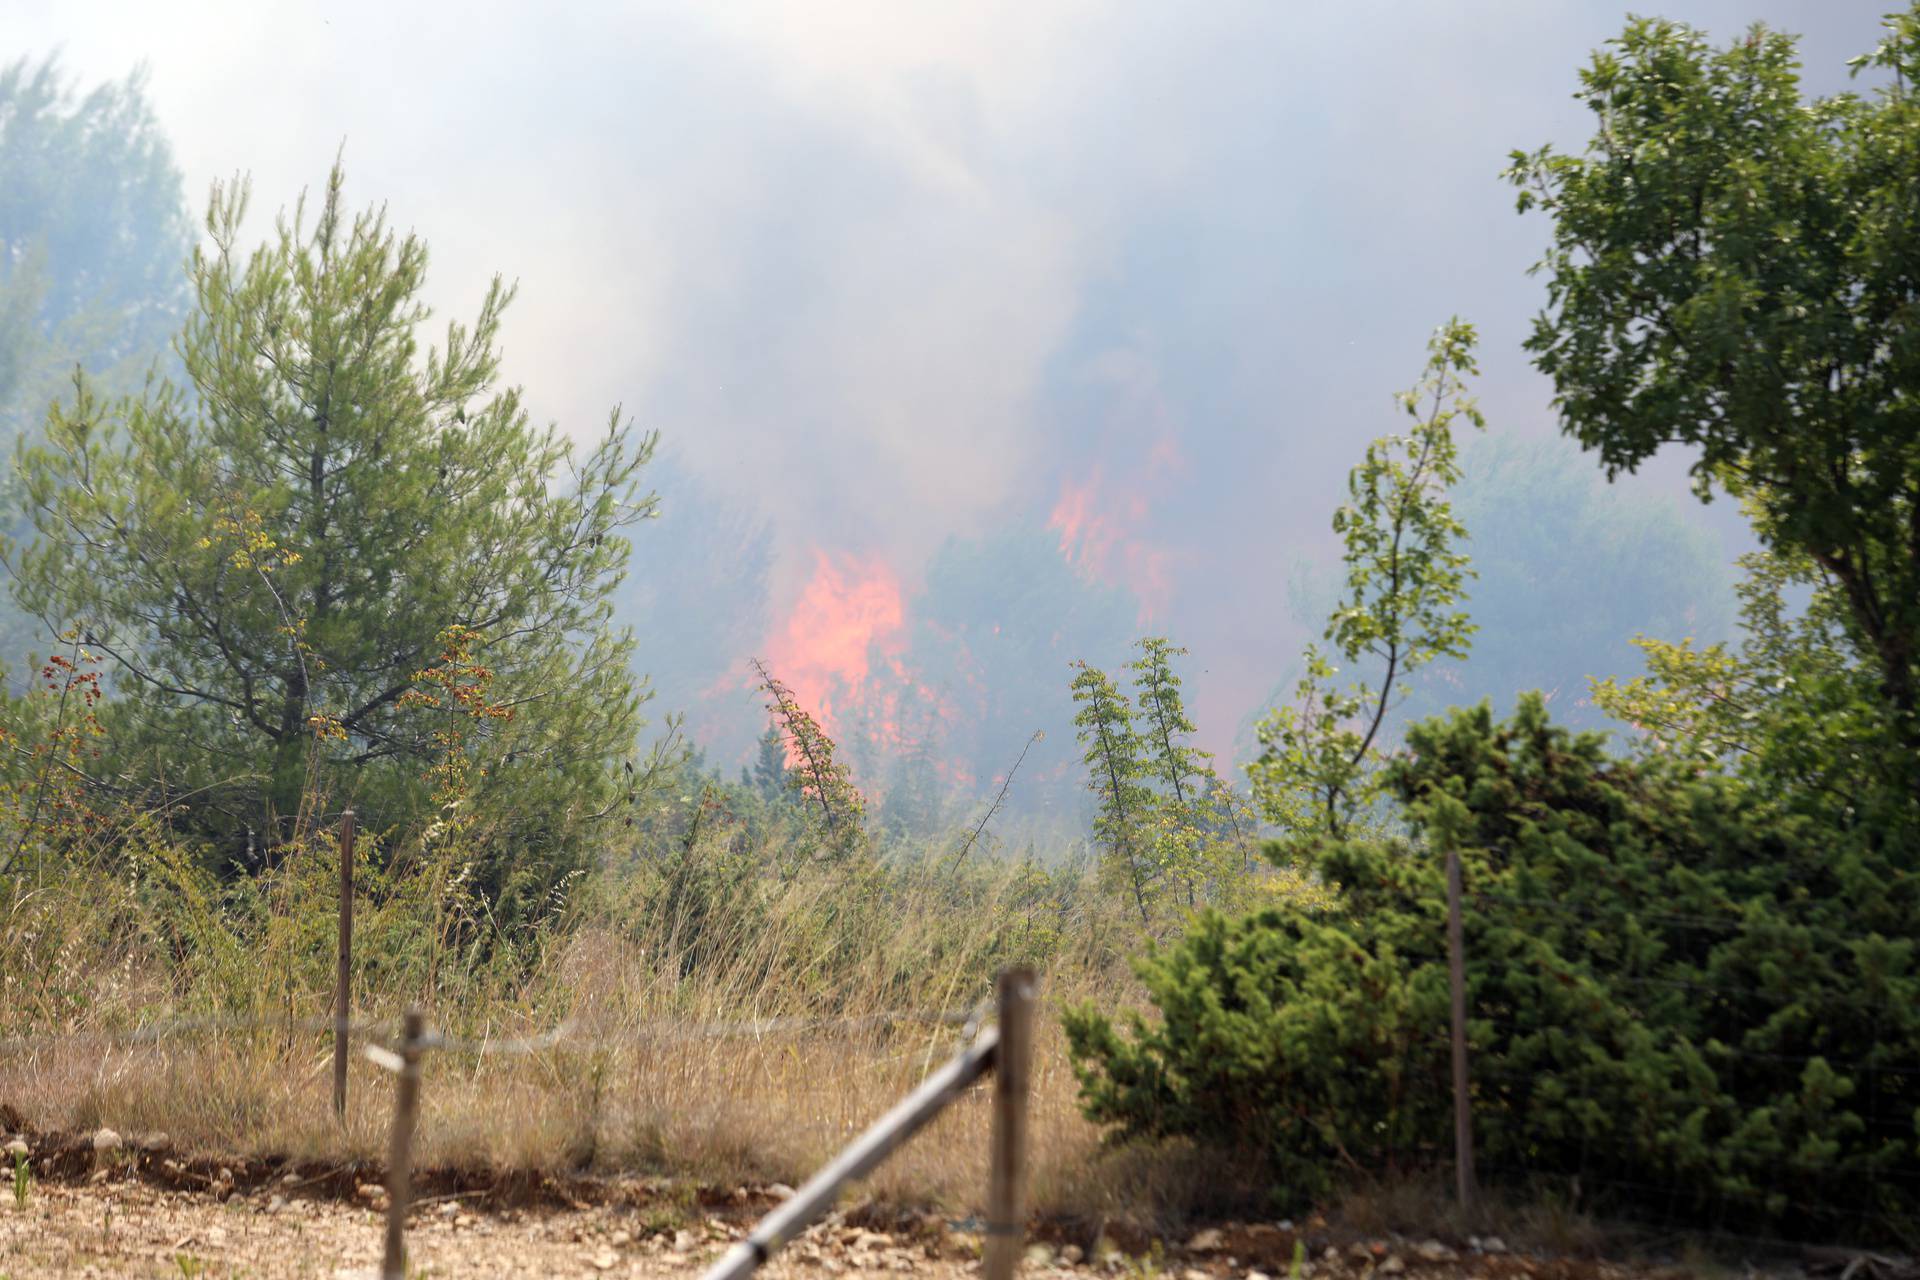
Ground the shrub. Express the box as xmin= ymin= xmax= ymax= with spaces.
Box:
xmin=1065 ymin=695 xmax=1920 ymax=1237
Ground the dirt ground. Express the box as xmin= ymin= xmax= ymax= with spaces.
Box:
xmin=0 ymin=1130 xmax=1883 ymax=1280
xmin=0 ymin=1174 xmax=1701 ymax=1280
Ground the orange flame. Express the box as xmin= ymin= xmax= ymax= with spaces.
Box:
xmin=762 ymin=550 xmax=907 ymax=742
xmin=1047 ymin=463 xmax=1175 ymax=619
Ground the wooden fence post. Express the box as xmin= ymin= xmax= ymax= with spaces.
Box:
xmin=382 ymin=1008 xmax=425 ymax=1280
xmin=334 ymin=809 xmax=356 ymax=1122
xmin=1446 ymin=847 xmax=1476 ymax=1210
xmin=984 ymin=967 xmax=1035 ymax=1280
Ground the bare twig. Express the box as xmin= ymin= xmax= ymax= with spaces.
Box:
xmin=949 ymin=731 xmax=1042 ymax=867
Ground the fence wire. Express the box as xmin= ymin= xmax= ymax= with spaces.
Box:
xmin=0 ymin=1004 xmax=980 ymax=1061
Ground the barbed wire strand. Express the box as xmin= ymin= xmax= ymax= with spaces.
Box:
xmin=0 ymin=1005 xmax=977 ymax=1059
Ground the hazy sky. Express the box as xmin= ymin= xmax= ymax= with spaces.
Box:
xmin=3 ymin=0 xmax=1888 ymax=753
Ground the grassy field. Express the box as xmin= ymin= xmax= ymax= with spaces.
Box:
xmin=0 ymin=813 xmax=1233 ymax=1229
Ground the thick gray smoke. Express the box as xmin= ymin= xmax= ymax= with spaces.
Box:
xmin=2 ymin=0 xmax=1887 ymax=817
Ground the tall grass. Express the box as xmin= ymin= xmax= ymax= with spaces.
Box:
xmin=0 ymin=796 xmax=1215 ymax=1223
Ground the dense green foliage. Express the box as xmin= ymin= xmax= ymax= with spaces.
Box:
xmin=1506 ymin=10 xmax=1920 ymax=772
xmin=1067 ymin=694 xmax=1920 ymax=1234
xmin=1069 ymin=8 xmax=1920 ymax=1241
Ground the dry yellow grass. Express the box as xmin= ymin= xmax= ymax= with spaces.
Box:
xmin=0 ymin=776 xmax=1354 ymax=1238
xmin=0 ymin=994 xmax=1146 ymax=1224
xmin=0 ymin=842 xmax=1224 ymax=1227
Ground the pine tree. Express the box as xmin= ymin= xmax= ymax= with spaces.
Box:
xmin=8 ymin=163 xmax=655 ymax=888
xmin=1129 ymin=637 xmax=1209 ymax=810
xmin=1070 ymin=658 xmax=1154 ymax=923
xmin=748 ymin=725 xmax=790 ymax=804
xmin=881 ymin=723 xmax=944 ymax=840
xmin=1128 ymin=637 xmax=1218 ymax=906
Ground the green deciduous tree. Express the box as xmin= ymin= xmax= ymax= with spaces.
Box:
xmin=1590 ymin=517 xmax=1906 ymax=852
xmin=1248 ymin=319 xmax=1483 ymax=844
xmin=7 ymin=164 xmax=655 ymax=893
xmin=1505 ymin=7 xmax=1920 ymax=769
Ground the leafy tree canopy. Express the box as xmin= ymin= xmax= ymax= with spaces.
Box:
xmin=1248 ymin=319 xmax=1482 ymax=843
xmin=1506 ymin=7 xmax=1920 ymax=758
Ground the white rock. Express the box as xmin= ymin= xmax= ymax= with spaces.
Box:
xmin=1481 ymin=1236 xmax=1508 ymax=1255
xmin=1413 ymin=1240 xmax=1456 ymax=1264
xmin=2 ymin=1138 xmax=26 ymax=1159
xmin=1378 ymin=1257 xmax=1406 ymax=1276
xmin=92 ymin=1127 xmax=122 ymax=1152
xmin=1186 ymin=1228 xmax=1226 ymax=1253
